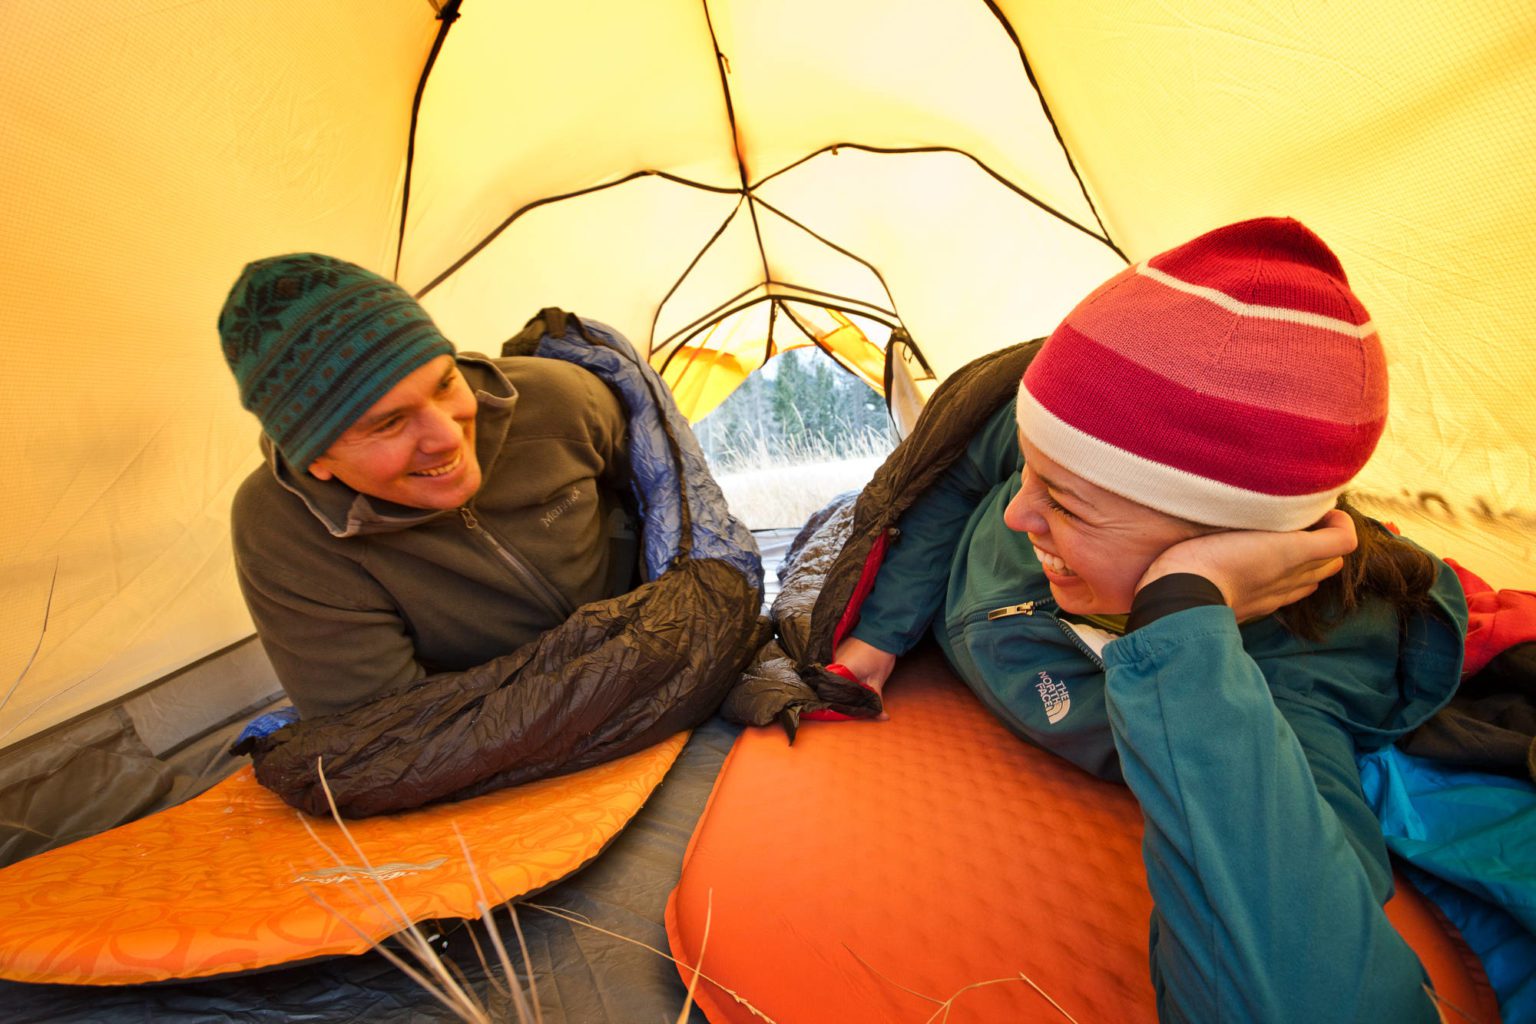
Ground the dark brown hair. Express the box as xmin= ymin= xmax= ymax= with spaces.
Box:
xmin=1272 ymin=495 xmax=1439 ymax=641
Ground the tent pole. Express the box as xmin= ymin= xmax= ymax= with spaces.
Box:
xmin=978 ymin=0 xmax=1125 ymax=260
xmin=394 ymin=0 xmax=464 ymax=281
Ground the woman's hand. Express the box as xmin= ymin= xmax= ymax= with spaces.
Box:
xmin=1137 ymin=508 xmax=1358 ymax=622
xmin=830 ymin=637 xmax=898 ymax=718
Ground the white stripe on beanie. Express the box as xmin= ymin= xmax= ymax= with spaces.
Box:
xmin=1015 ymin=386 xmax=1343 ymax=531
xmin=1136 ymin=263 xmax=1377 ymax=340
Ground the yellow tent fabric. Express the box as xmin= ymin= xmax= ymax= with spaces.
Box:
xmin=1 ymin=0 xmax=1533 ymax=750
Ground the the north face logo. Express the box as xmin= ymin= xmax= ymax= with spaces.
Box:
xmin=1036 ymin=671 xmax=1070 ymax=724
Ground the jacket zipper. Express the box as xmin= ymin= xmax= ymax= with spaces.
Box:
xmin=985 ymin=598 xmax=1107 ymax=669
xmin=1054 ymin=615 xmax=1107 ymax=670
xmin=987 ymin=601 xmax=1036 ymax=620
xmin=458 ymin=506 xmax=573 ymax=621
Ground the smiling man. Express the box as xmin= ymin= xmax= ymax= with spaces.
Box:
xmin=219 ymin=253 xmax=636 ymax=719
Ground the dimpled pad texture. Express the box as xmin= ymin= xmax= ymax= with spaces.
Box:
xmin=0 ymin=733 xmax=689 ymax=984
xmin=667 ymin=648 xmax=1500 ymax=1023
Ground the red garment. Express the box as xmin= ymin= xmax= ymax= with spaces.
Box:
xmin=1446 ymin=559 xmax=1536 ymax=678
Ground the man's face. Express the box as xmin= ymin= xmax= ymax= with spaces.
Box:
xmin=308 ymin=355 xmax=482 ymax=510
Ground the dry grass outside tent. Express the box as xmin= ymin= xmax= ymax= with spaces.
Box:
xmin=709 ymin=432 xmax=888 ymax=530
xmin=699 ymin=348 xmax=896 ymax=529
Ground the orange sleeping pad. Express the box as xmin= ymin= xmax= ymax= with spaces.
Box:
xmin=0 ymin=731 xmax=688 ymax=985
xmin=667 ymin=649 xmax=1500 ymax=1023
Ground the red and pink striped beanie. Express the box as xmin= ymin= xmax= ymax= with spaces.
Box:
xmin=1016 ymin=217 xmax=1386 ymax=531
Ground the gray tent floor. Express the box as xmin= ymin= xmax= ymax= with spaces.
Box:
xmin=1 ymin=528 xmax=801 ymax=1023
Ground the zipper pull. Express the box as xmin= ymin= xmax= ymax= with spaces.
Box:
xmin=988 ymin=601 xmax=1036 ymax=620
xmin=458 ymin=506 xmax=478 ymax=530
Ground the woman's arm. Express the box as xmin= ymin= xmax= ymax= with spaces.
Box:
xmin=843 ymin=400 xmax=1023 ymax=666
xmin=1136 ymin=508 xmax=1357 ymax=622
xmin=1103 ymin=608 xmax=1437 ymax=1023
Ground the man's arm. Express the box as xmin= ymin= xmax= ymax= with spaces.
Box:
xmin=234 ymin=534 xmax=426 ymax=719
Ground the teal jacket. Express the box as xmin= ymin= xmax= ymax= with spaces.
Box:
xmin=851 ymin=400 xmax=1469 ymax=1023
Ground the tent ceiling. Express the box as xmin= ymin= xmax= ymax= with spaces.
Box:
xmin=1 ymin=0 xmax=1533 ymax=749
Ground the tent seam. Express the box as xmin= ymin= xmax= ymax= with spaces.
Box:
xmin=977 ymin=0 xmax=1126 ymax=262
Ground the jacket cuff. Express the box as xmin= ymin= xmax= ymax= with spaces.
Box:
xmin=1127 ymin=573 xmax=1226 ymax=633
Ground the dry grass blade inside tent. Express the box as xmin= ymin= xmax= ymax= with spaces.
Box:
xmin=844 ymin=944 xmax=1081 ymax=1024
xmin=525 ymin=900 xmax=777 ymax=1023
xmin=298 ymin=757 xmax=522 ymax=1024
xmin=1424 ymin=981 xmax=1490 ymax=1024
xmin=453 ymin=824 xmax=541 ymax=1024
xmin=674 ymin=889 xmax=711 ymax=1024
xmin=301 ymin=760 xmax=759 ymax=1023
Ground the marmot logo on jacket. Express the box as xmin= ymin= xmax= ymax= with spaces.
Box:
xmin=540 ymin=487 xmax=582 ymax=528
xmin=1036 ymin=671 xmax=1070 ymax=724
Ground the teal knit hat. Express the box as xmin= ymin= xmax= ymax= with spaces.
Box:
xmin=218 ymin=253 xmax=455 ymax=468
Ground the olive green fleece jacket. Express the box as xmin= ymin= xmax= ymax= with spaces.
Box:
xmin=231 ymin=354 xmax=637 ymax=719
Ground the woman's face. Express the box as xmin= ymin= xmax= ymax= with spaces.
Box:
xmin=1003 ymin=432 xmax=1212 ymax=616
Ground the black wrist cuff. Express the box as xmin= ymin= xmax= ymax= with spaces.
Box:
xmin=1127 ymin=573 xmax=1226 ymax=633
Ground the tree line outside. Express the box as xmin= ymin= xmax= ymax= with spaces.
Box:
xmin=694 ymin=347 xmax=894 ymax=471
xmin=694 ymin=347 xmax=896 ymax=529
